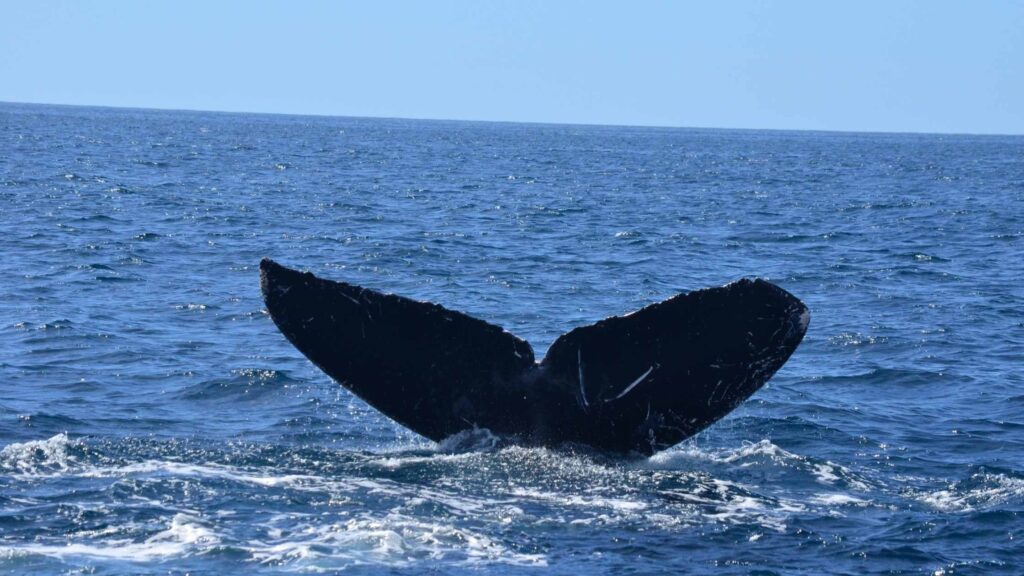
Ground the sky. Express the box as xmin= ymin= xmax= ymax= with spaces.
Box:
xmin=2 ymin=0 xmax=1022 ymax=134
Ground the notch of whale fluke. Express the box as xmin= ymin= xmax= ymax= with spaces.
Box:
xmin=259 ymin=258 xmax=809 ymax=456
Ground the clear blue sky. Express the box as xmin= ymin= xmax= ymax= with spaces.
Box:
xmin=2 ymin=1 xmax=1022 ymax=134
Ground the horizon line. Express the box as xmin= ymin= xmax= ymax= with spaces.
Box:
xmin=2 ymin=99 xmax=1021 ymax=139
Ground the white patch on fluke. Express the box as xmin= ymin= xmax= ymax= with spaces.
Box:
xmin=798 ymin=309 xmax=811 ymax=333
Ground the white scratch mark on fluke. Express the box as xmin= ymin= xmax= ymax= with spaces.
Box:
xmin=608 ymin=364 xmax=656 ymax=401
xmin=578 ymin=348 xmax=589 ymax=409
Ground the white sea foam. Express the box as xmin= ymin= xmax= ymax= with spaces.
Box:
xmin=509 ymin=487 xmax=648 ymax=513
xmin=1 ymin=437 xmax=875 ymax=566
xmin=3 ymin=507 xmax=547 ymax=569
xmin=645 ymin=438 xmax=799 ymax=468
xmin=437 ymin=427 xmax=502 ymax=453
xmin=808 ymin=493 xmax=871 ymax=507
xmin=0 ymin=433 xmax=78 ymax=474
xmin=79 ymin=459 xmax=324 ymax=489
xmin=917 ymin=473 xmax=1024 ymax=513
xmin=5 ymin=514 xmax=218 ymax=561
xmin=78 ymin=456 xmax=517 ymax=524
xmin=680 ymin=479 xmax=805 ymax=533
xmin=248 ymin=513 xmax=547 ymax=568
xmin=649 ymin=439 xmax=872 ymax=491
xmin=720 ymin=439 xmax=799 ymax=464
xmin=373 ymin=451 xmax=479 ymax=470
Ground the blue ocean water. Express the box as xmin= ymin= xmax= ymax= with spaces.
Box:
xmin=0 ymin=101 xmax=1022 ymax=575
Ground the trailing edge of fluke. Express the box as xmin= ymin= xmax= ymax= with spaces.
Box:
xmin=260 ymin=258 xmax=809 ymax=456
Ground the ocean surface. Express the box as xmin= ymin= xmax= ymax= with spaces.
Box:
xmin=1 ymin=102 xmax=1022 ymax=575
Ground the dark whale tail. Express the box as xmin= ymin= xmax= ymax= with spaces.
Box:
xmin=260 ymin=258 xmax=809 ymax=455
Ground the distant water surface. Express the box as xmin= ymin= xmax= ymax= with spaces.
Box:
xmin=1 ymin=102 xmax=1022 ymax=574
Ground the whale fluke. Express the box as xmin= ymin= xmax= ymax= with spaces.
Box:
xmin=260 ymin=258 xmax=809 ymax=455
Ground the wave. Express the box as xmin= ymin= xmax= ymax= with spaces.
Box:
xmin=6 ymin=513 xmax=218 ymax=562
xmin=8 ymin=431 xmax=1014 ymax=572
xmin=648 ymin=439 xmax=874 ymax=493
xmin=809 ymin=367 xmax=943 ymax=388
xmin=0 ymin=442 xmax=547 ymax=568
xmin=12 ymin=319 xmax=75 ymax=331
xmin=0 ymin=433 xmax=82 ymax=475
xmin=436 ymin=427 xmax=503 ymax=453
xmin=176 ymin=368 xmax=301 ymax=401
xmin=3 ymin=511 xmax=547 ymax=569
xmin=913 ymin=471 xmax=1024 ymax=513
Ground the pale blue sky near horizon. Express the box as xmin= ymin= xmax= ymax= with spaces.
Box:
xmin=2 ymin=1 xmax=1022 ymax=135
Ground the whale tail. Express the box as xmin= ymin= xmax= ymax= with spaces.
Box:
xmin=260 ymin=258 xmax=808 ymax=455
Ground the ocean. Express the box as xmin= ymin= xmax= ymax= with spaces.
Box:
xmin=1 ymin=102 xmax=1021 ymax=574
